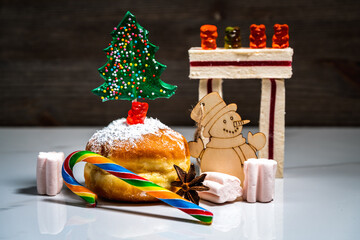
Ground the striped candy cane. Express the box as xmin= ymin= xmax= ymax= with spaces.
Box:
xmin=62 ymin=151 xmax=213 ymax=224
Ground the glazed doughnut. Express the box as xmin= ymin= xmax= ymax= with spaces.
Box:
xmin=84 ymin=118 xmax=190 ymax=202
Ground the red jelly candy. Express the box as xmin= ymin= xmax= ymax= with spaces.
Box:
xmin=200 ymin=25 xmax=218 ymax=50
xmin=272 ymin=24 xmax=289 ymax=48
xmin=126 ymin=101 xmax=149 ymax=125
xmin=250 ymin=24 xmax=266 ymax=48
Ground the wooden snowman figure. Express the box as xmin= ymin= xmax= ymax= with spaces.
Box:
xmin=189 ymin=92 xmax=266 ymax=185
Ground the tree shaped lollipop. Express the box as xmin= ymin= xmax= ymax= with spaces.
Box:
xmin=92 ymin=11 xmax=177 ymax=124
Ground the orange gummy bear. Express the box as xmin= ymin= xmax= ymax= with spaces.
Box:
xmin=272 ymin=24 xmax=289 ymax=48
xmin=249 ymin=24 xmax=266 ymax=49
xmin=200 ymin=25 xmax=218 ymax=50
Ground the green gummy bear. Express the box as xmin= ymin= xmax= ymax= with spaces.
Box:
xmin=224 ymin=26 xmax=241 ymax=49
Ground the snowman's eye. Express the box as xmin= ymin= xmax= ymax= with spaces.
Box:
xmin=223 ymin=120 xmax=226 ymax=124
xmin=230 ymin=116 xmax=233 ymax=120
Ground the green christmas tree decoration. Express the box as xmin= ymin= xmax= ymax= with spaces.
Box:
xmin=92 ymin=11 xmax=177 ymax=101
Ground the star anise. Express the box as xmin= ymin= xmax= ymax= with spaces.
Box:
xmin=171 ymin=164 xmax=210 ymax=205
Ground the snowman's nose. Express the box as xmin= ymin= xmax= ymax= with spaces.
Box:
xmin=233 ymin=120 xmax=250 ymax=127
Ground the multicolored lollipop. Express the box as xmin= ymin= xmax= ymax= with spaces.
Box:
xmin=62 ymin=150 xmax=213 ymax=224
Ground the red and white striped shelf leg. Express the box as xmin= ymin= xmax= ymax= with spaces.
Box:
xmin=198 ymin=78 xmax=223 ymax=100
xmin=259 ymin=79 xmax=285 ymax=178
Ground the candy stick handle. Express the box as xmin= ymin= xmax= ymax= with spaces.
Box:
xmin=62 ymin=151 xmax=213 ymax=224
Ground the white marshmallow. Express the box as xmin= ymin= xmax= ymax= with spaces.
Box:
xmin=199 ymin=172 xmax=242 ymax=204
xmin=202 ymin=180 xmax=224 ymax=196
xmin=243 ymin=158 xmax=277 ymax=203
xmin=198 ymin=192 xmax=223 ymax=204
xmin=57 ymin=152 xmax=65 ymax=194
xmin=37 ymin=152 xmax=64 ymax=196
xmin=36 ymin=153 xmax=47 ymax=195
xmin=46 ymin=155 xmax=59 ymax=196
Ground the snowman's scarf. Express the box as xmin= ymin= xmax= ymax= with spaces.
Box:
xmin=206 ymin=134 xmax=246 ymax=149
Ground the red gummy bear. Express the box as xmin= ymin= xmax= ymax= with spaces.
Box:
xmin=272 ymin=24 xmax=289 ymax=48
xmin=250 ymin=24 xmax=266 ymax=48
xmin=126 ymin=101 xmax=149 ymax=125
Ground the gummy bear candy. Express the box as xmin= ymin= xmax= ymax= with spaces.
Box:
xmin=224 ymin=26 xmax=241 ymax=49
xmin=249 ymin=24 xmax=266 ymax=48
xmin=200 ymin=25 xmax=218 ymax=50
xmin=127 ymin=101 xmax=149 ymax=125
xmin=272 ymin=24 xmax=289 ymax=48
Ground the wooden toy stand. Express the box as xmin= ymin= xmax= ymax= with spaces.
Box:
xmin=189 ymin=47 xmax=293 ymax=178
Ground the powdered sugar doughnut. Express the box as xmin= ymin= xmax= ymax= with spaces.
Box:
xmin=84 ymin=118 xmax=190 ymax=202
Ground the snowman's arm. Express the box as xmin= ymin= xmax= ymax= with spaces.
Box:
xmin=188 ymin=138 xmax=205 ymax=158
xmin=247 ymin=132 xmax=266 ymax=151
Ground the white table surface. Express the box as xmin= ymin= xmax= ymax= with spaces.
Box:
xmin=0 ymin=126 xmax=359 ymax=240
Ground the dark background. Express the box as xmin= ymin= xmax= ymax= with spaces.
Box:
xmin=1 ymin=0 xmax=359 ymax=126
